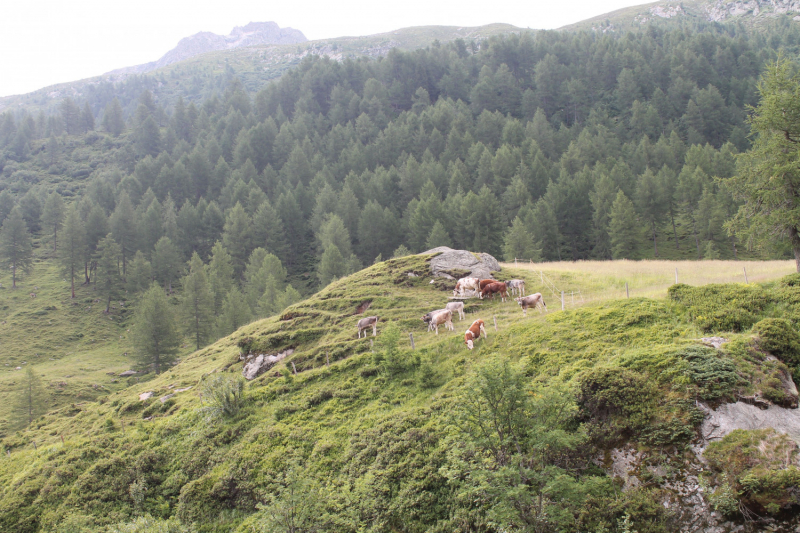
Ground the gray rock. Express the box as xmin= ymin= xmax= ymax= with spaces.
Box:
xmin=700 ymin=401 xmax=800 ymax=445
xmin=119 ymin=370 xmax=138 ymax=377
xmin=424 ymin=247 xmax=501 ymax=280
xmin=138 ymin=391 xmax=154 ymax=401
xmin=700 ymin=336 xmax=728 ymax=349
xmin=242 ymin=349 xmax=294 ymax=380
xmin=159 ymin=394 xmax=175 ymax=403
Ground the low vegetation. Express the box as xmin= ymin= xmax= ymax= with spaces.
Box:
xmin=1 ymin=253 xmax=799 ymax=532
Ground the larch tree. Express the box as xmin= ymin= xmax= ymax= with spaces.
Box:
xmin=59 ymin=206 xmax=86 ymax=298
xmin=94 ymin=233 xmax=123 ymax=313
xmin=725 ymin=58 xmax=800 ymax=271
xmin=0 ymin=207 xmax=33 ymax=288
xmin=41 ymin=192 xmax=66 ymax=252
xmin=133 ymin=283 xmax=180 ymax=374
xmin=181 ymin=253 xmax=214 ymax=350
xmin=608 ymin=191 xmax=640 ymax=260
xmin=13 ymin=367 xmax=48 ymax=430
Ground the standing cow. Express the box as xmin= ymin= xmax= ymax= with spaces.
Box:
xmin=506 ymin=279 xmax=525 ymax=296
xmin=445 ymin=301 xmax=465 ymax=320
xmin=453 ymin=277 xmax=481 ymax=298
xmin=515 ymin=293 xmax=547 ymax=316
xmin=357 ymin=316 xmax=379 ymax=338
xmin=421 ymin=309 xmax=454 ymax=335
xmin=464 ymin=319 xmax=487 ymax=350
xmin=480 ymin=282 xmax=509 ymax=302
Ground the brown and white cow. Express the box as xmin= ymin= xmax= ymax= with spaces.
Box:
xmin=421 ymin=309 xmax=453 ymax=335
xmin=464 ymin=319 xmax=487 ymax=350
xmin=506 ymin=279 xmax=525 ymax=297
xmin=515 ymin=293 xmax=547 ymax=316
xmin=445 ymin=301 xmax=465 ymax=321
xmin=357 ymin=316 xmax=379 ymax=338
xmin=480 ymin=282 xmax=509 ymax=302
xmin=453 ymin=277 xmax=481 ymax=298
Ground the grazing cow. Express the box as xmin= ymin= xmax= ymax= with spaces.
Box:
xmin=29 ymin=293 xmax=36 ymax=299
xmin=421 ymin=309 xmax=453 ymax=335
xmin=480 ymin=282 xmax=509 ymax=302
xmin=445 ymin=301 xmax=465 ymax=320
xmin=453 ymin=277 xmax=481 ymax=298
xmin=515 ymin=293 xmax=547 ymax=316
xmin=464 ymin=319 xmax=487 ymax=350
xmin=506 ymin=279 xmax=525 ymax=297
xmin=357 ymin=316 xmax=379 ymax=338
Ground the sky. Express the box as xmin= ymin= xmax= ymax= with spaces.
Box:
xmin=0 ymin=0 xmax=649 ymax=98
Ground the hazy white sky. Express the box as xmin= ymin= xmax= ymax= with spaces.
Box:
xmin=0 ymin=0 xmax=647 ymax=98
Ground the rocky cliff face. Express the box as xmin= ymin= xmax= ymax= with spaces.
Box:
xmin=108 ymin=21 xmax=307 ymax=75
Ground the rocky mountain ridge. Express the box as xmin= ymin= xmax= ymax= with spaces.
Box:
xmin=106 ymin=21 xmax=307 ymax=76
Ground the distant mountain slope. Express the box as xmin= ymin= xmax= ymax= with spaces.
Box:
xmin=562 ymin=0 xmax=800 ymax=31
xmin=0 ymin=23 xmax=521 ymax=115
xmin=107 ymin=21 xmax=307 ymax=76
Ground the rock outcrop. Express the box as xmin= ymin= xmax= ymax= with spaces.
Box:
xmin=424 ymin=247 xmax=501 ymax=280
xmin=241 ymin=349 xmax=294 ymax=380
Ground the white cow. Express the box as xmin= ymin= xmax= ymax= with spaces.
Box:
xmin=445 ymin=301 xmax=465 ymax=321
xmin=453 ymin=277 xmax=481 ymax=297
xmin=515 ymin=293 xmax=547 ymax=316
xmin=506 ymin=279 xmax=526 ymax=297
xmin=422 ymin=309 xmax=454 ymax=335
xmin=357 ymin=316 xmax=379 ymax=338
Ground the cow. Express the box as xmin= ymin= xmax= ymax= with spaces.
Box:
xmin=464 ymin=319 xmax=487 ymax=350
xmin=481 ymin=282 xmax=509 ymax=302
xmin=29 ymin=293 xmax=36 ymax=299
xmin=445 ymin=301 xmax=465 ymax=321
xmin=421 ymin=309 xmax=453 ymax=335
xmin=453 ymin=277 xmax=481 ymax=298
xmin=357 ymin=316 xmax=379 ymax=338
xmin=515 ymin=293 xmax=547 ymax=316
xmin=506 ymin=279 xmax=526 ymax=297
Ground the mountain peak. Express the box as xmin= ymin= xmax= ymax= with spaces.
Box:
xmin=107 ymin=22 xmax=307 ymax=76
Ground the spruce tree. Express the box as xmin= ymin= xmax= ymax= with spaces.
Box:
xmin=41 ymin=192 xmax=66 ymax=252
xmin=132 ymin=284 xmax=180 ymax=374
xmin=181 ymin=253 xmax=214 ymax=350
xmin=13 ymin=367 xmax=47 ymax=430
xmin=207 ymin=241 xmax=235 ymax=316
xmin=503 ymin=216 xmax=540 ymax=262
xmin=59 ymin=206 xmax=86 ymax=298
xmin=317 ymin=245 xmax=346 ymax=287
xmin=126 ymin=250 xmax=153 ymax=296
xmin=94 ymin=233 xmax=123 ymax=313
xmin=0 ymin=207 xmax=33 ymax=288
xmin=425 ymin=220 xmax=453 ymax=250
xmin=110 ymin=191 xmax=138 ymax=280
xmin=222 ymin=202 xmax=252 ymax=278
xmin=608 ymin=191 xmax=640 ymax=260
xmin=102 ymin=98 xmax=125 ymax=136
xmin=216 ymin=286 xmax=252 ymax=337
xmin=152 ymin=237 xmax=182 ymax=293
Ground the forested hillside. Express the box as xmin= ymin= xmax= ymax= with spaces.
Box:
xmin=1 ymin=20 xmax=799 ymax=355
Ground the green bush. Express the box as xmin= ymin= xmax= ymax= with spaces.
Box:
xmin=752 ymin=318 xmax=800 ymax=365
xmin=680 ymin=345 xmax=741 ymax=401
xmin=201 ymin=375 xmax=246 ymax=419
xmin=669 ymin=283 xmax=770 ymax=333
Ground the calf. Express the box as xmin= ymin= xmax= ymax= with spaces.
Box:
xmin=445 ymin=301 xmax=465 ymax=320
xmin=480 ymin=282 xmax=509 ymax=302
xmin=515 ymin=293 xmax=547 ymax=316
xmin=357 ymin=316 xmax=379 ymax=338
xmin=506 ymin=279 xmax=525 ymax=296
xmin=421 ymin=309 xmax=453 ymax=335
xmin=464 ymin=319 xmax=487 ymax=350
xmin=453 ymin=277 xmax=481 ymax=297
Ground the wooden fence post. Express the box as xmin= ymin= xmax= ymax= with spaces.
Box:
xmin=409 ymin=333 xmax=415 ymax=350
xmin=743 ymin=267 xmax=748 ymax=283
xmin=326 ymin=352 xmax=330 ymax=367
xmin=561 ymin=291 xmax=565 ymax=310
xmin=291 ymin=362 xmax=297 ymax=375
xmin=626 ymin=282 xmax=629 ymax=298
xmin=60 ymin=435 xmax=65 ymax=444
xmin=493 ymin=315 xmax=498 ymax=332
xmin=675 ymin=268 xmax=679 ymax=284
xmin=33 ymin=441 xmax=37 ymax=451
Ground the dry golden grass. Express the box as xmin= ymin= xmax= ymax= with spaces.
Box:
xmin=502 ymin=260 xmax=797 ymax=307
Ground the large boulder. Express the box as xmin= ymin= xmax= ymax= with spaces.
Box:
xmin=423 ymin=247 xmax=501 ymax=280
xmin=241 ymin=349 xmax=294 ymax=380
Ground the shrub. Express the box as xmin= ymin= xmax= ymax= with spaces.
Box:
xmin=752 ymin=318 xmax=800 ymax=366
xmin=669 ymin=283 xmax=769 ymax=332
xmin=201 ymin=374 xmax=246 ymax=419
xmin=680 ymin=345 xmax=740 ymax=401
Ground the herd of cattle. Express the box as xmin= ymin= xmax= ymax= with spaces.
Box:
xmin=355 ymin=276 xmax=548 ymax=350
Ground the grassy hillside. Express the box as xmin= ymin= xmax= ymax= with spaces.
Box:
xmin=0 ymin=238 xmax=195 ymax=435
xmin=2 ymin=253 xmax=800 ymax=532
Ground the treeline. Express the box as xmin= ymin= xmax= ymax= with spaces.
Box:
xmin=0 ymin=21 xmax=797 ymax=313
